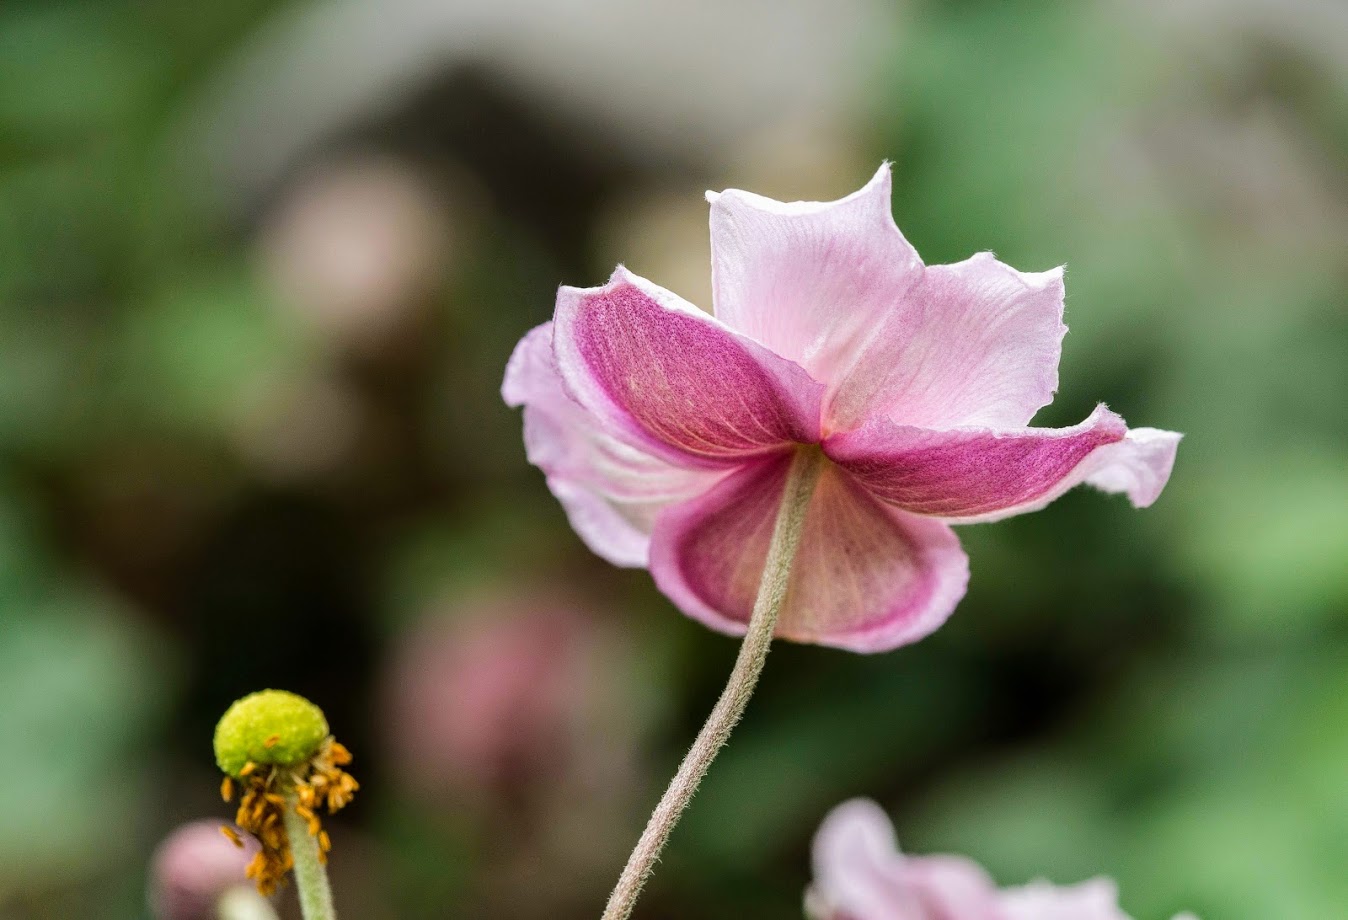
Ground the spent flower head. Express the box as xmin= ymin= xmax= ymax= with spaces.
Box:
xmin=503 ymin=164 xmax=1180 ymax=653
xmin=215 ymin=689 xmax=330 ymax=778
xmin=214 ymin=690 xmax=358 ymax=898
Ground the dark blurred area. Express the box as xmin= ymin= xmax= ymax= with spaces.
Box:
xmin=1 ymin=0 xmax=1346 ymax=918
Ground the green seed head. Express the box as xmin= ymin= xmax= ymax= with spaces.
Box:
xmin=213 ymin=689 xmax=329 ymax=778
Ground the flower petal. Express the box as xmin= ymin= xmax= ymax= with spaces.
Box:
xmin=826 ymin=405 xmax=1180 ymax=524
xmin=806 ymin=799 xmax=1003 ymax=920
xmin=503 ymin=322 xmax=721 ymax=566
xmin=1080 ymin=427 xmax=1183 ymax=508
xmin=827 ymin=251 xmax=1067 ymax=432
xmin=707 ymin=163 xmax=924 ymax=385
xmin=1000 ymin=879 xmax=1132 ymax=920
xmin=907 ymin=857 xmax=1009 ymax=920
xmin=806 ymin=799 xmax=921 ymax=920
xmin=553 ymin=268 xmax=824 ymax=465
xmin=649 ymin=453 xmax=969 ymax=652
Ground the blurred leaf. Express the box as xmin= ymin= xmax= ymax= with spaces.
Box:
xmin=1185 ymin=453 xmax=1348 ymax=634
xmin=0 ymin=581 xmax=174 ymax=896
xmin=116 ymin=266 xmax=306 ymax=437
xmin=910 ymin=646 xmax=1348 ymax=920
xmin=0 ymin=4 xmax=164 ymax=143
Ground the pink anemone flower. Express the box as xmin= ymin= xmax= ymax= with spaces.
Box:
xmin=503 ymin=165 xmax=1179 ymax=653
xmin=806 ymin=799 xmax=1197 ymax=920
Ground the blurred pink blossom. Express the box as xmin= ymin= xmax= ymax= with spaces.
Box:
xmin=806 ymin=800 xmax=1197 ymax=920
xmin=380 ymin=593 xmax=652 ymax=914
xmin=381 ymin=597 xmax=624 ymax=795
xmin=148 ymin=820 xmax=260 ymax=920
xmin=504 ymin=165 xmax=1180 ymax=653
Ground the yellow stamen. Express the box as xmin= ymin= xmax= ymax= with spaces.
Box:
xmin=217 ymin=731 xmax=358 ymax=896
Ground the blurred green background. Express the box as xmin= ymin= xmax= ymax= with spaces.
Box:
xmin=1 ymin=0 xmax=1345 ymax=918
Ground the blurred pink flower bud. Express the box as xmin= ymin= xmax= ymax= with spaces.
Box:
xmin=806 ymin=800 xmax=1197 ymax=920
xmin=148 ymin=820 xmax=260 ymax=920
xmin=381 ymin=596 xmax=626 ymax=797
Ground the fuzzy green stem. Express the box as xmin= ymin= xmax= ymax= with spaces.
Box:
xmin=282 ymin=795 xmax=337 ymax=920
xmin=600 ymin=447 xmax=824 ymax=920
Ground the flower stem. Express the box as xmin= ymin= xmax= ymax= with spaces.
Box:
xmin=282 ymin=794 xmax=337 ymax=920
xmin=601 ymin=446 xmax=824 ymax=920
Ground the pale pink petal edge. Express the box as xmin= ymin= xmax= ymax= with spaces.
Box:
xmin=706 ymin=161 xmax=897 ymax=218
xmin=1082 ymin=427 xmax=1182 ymax=509
xmin=1000 ymin=878 xmax=1128 ymax=920
xmin=828 ymin=252 xmax=1067 ymax=431
xmin=807 ymin=798 xmax=908 ymax=920
xmin=503 ymin=322 xmax=718 ymax=567
xmin=705 ymin=164 xmax=923 ymax=384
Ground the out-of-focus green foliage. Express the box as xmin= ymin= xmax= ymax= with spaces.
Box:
xmin=0 ymin=482 xmax=172 ymax=905
xmin=0 ymin=0 xmax=1343 ymax=918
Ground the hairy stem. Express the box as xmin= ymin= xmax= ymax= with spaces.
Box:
xmin=283 ymin=795 xmax=337 ymax=920
xmin=601 ymin=447 xmax=824 ymax=920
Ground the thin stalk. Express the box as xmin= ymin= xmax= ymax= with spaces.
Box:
xmin=601 ymin=447 xmax=825 ymax=920
xmin=282 ymin=795 xmax=337 ymax=920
